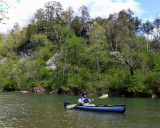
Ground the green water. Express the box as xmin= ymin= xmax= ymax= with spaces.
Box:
xmin=0 ymin=92 xmax=160 ymax=128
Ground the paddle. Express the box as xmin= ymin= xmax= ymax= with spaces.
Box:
xmin=66 ymin=94 xmax=108 ymax=109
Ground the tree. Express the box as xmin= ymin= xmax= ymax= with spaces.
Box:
xmin=87 ymin=22 xmax=107 ymax=81
xmin=78 ymin=5 xmax=90 ymax=38
xmin=94 ymin=17 xmax=105 ymax=25
xmin=117 ymin=9 xmax=141 ymax=33
xmin=105 ymin=9 xmax=141 ymax=52
xmin=59 ymin=26 xmax=75 ymax=84
xmin=0 ymin=24 xmax=24 ymax=57
xmin=152 ymin=51 xmax=160 ymax=72
xmin=25 ymin=24 xmax=37 ymax=42
xmin=0 ymin=54 xmax=22 ymax=91
xmin=78 ymin=5 xmax=90 ymax=23
xmin=34 ymin=8 xmax=46 ymax=33
xmin=105 ymin=18 xmax=116 ymax=51
xmin=153 ymin=18 xmax=160 ymax=37
xmin=153 ymin=17 xmax=160 ymax=49
xmin=119 ymin=36 xmax=146 ymax=76
xmin=71 ymin=16 xmax=83 ymax=36
xmin=62 ymin=7 xmax=74 ymax=27
xmin=141 ymin=20 xmax=154 ymax=52
xmin=44 ymin=1 xmax=63 ymax=23
xmin=34 ymin=8 xmax=45 ymax=22
xmin=66 ymin=34 xmax=84 ymax=78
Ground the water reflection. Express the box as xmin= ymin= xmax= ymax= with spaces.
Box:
xmin=65 ymin=108 xmax=125 ymax=119
xmin=64 ymin=109 xmax=126 ymax=128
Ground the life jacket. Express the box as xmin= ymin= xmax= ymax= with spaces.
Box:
xmin=83 ymin=97 xmax=89 ymax=103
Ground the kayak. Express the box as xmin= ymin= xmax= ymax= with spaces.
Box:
xmin=64 ymin=102 xmax=126 ymax=113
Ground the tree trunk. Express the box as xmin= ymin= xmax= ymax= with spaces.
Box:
xmin=56 ymin=66 xmax=58 ymax=79
xmin=108 ymin=33 xmax=114 ymax=52
xmin=62 ymin=49 xmax=67 ymax=84
xmin=15 ymin=75 xmax=21 ymax=91
xmin=73 ymin=63 xmax=74 ymax=78
xmin=115 ymin=40 xmax=117 ymax=51
xmin=96 ymin=51 xmax=100 ymax=81
xmin=147 ymin=39 xmax=148 ymax=52
xmin=130 ymin=66 xmax=134 ymax=76
xmin=125 ymin=60 xmax=135 ymax=76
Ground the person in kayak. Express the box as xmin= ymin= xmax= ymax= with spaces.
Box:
xmin=78 ymin=92 xmax=94 ymax=106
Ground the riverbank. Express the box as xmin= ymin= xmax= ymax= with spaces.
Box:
xmin=0 ymin=89 xmax=159 ymax=98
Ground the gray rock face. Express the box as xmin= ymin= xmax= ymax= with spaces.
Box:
xmin=17 ymin=43 xmax=36 ymax=57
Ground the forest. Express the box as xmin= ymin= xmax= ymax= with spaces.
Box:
xmin=0 ymin=1 xmax=160 ymax=97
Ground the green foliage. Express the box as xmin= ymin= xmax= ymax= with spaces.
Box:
xmin=153 ymin=51 xmax=160 ymax=72
xmin=0 ymin=2 xmax=160 ymax=97
xmin=68 ymin=74 xmax=84 ymax=93
xmin=36 ymin=46 xmax=52 ymax=61
xmin=66 ymin=34 xmax=84 ymax=64
xmin=107 ymin=69 xmax=128 ymax=92
xmin=26 ymin=24 xmax=37 ymax=42
xmin=39 ymin=67 xmax=51 ymax=80
xmin=1 ymin=79 xmax=18 ymax=91
xmin=141 ymin=20 xmax=154 ymax=35
xmin=144 ymin=71 xmax=160 ymax=94
xmin=19 ymin=77 xmax=34 ymax=89
xmin=128 ymin=75 xmax=150 ymax=95
xmin=71 ymin=16 xmax=83 ymax=36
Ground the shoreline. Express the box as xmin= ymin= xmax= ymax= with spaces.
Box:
xmin=0 ymin=90 xmax=159 ymax=98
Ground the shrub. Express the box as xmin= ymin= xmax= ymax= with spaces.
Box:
xmin=1 ymin=79 xmax=18 ymax=91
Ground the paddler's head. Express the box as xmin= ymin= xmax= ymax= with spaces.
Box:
xmin=82 ymin=92 xmax=87 ymax=98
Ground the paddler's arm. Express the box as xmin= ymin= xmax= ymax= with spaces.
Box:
xmin=78 ymin=98 xmax=84 ymax=104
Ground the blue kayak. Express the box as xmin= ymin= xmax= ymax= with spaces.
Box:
xmin=64 ymin=102 xmax=126 ymax=113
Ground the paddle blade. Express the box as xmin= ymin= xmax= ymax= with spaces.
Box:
xmin=66 ymin=104 xmax=77 ymax=109
xmin=99 ymin=94 xmax=108 ymax=99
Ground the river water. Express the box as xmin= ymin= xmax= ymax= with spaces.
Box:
xmin=0 ymin=92 xmax=160 ymax=128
